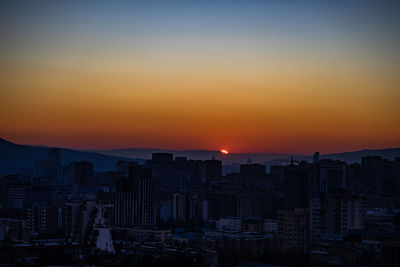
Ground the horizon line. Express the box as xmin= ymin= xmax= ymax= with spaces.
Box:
xmin=1 ymin=136 xmax=399 ymax=156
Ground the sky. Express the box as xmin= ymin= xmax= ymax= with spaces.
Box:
xmin=0 ymin=0 xmax=399 ymax=154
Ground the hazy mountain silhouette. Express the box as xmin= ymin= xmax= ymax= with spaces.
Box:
xmin=0 ymin=137 xmax=134 ymax=177
xmin=1 ymin=137 xmax=399 ymax=176
xmin=94 ymin=147 xmax=400 ymax=165
xmin=322 ymin=148 xmax=400 ymax=163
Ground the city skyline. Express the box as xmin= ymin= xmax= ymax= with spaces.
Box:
xmin=1 ymin=2 xmax=400 ymax=265
xmin=1 ymin=1 xmax=400 ymax=154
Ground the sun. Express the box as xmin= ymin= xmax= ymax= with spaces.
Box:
xmin=220 ymin=149 xmax=229 ymax=155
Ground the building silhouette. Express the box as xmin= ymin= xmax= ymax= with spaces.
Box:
xmin=114 ymin=166 xmax=156 ymax=227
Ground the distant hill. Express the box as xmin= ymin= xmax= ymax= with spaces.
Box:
xmin=1 ymin=137 xmax=399 ymax=177
xmin=322 ymin=148 xmax=400 ymax=163
xmin=91 ymin=148 xmax=223 ymax=161
xmin=94 ymin=146 xmax=400 ymax=165
xmin=94 ymin=146 xmax=400 ymax=174
xmin=0 ymin=138 xmax=135 ymax=177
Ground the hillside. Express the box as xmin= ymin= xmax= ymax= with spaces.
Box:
xmin=0 ymin=138 xmax=133 ymax=176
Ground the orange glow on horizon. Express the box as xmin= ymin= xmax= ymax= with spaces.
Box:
xmin=0 ymin=1 xmax=399 ymax=154
xmin=220 ymin=149 xmax=229 ymax=155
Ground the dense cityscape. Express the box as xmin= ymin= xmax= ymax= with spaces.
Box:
xmin=1 ymin=143 xmax=399 ymax=266
xmin=1 ymin=1 xmax=400 ymax=266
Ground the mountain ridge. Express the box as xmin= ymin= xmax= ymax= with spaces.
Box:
xmin=0 ymin=137 xmax=135 ymax=177
xmin=1 ymin=137 xmax=399 ymax=177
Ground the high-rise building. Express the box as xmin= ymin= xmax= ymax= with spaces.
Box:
xmin=204 ymin=159 xmax=222 ymax=181
xmin=116 ymin=160 xmax=138 ymax=176
xmin=172 ymin=193 xmax=186 ymax=222
xmin=3 ymin=175 xmax=30 ymax=210
xmin=188 ymin=193 xmax=208 ymax=223
xmin=34 ymin=148 xmax=62 ymax=182
xmin=113 ymin=166 xmax=156 ymax=227
xmin=310 ymin=188 xmax=366 ymax=237
xmin=26 ymin=204 xmax=62 ymax=237
xmin=31 ymin=176 xmax=55 ymax=205
xmin=326 ymin=188 xmax=366 ymax=234
xmin=130 ymin=166 xmax=157 ymax=226
xmin=152 ymin=153 xmax=174 ymax=162
xmin=113 ymin=190 xmax=135 ymax=226
xmin=283 ymin=163 xmax=311 ymax=210
xmin=240 ymin=164 xmax=266 ymax=176
xmin=312 ymin=159 xmax=347 ymax=193
xmin=270 ymin=165 xmax=285 ymax=186
xmin=147 ymin=153 xmax=174 ymax=191
xmin=63 ymin=200 xmax=96 ymax=242
xmin=360 ymin=156 xmax=398 ymax=196
xmin=278 ymin=208 xmax=310 ymax=253
xmin=73 ymin=161 xmax=94 ymax=188
xmin=310 ymin=192 xmax=327 ymax=238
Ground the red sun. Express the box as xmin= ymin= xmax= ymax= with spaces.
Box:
xmin=220 ymin=149 xmax=229 ymax=155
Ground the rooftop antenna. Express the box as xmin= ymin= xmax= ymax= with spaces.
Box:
xmin=247 ymin=153 xmax=252 ymax=164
